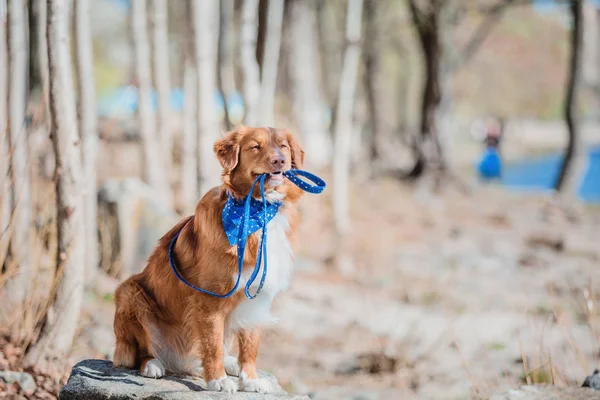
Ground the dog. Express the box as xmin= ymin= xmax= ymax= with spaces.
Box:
xmin=112 ymin=126 xmax=305 ymax=393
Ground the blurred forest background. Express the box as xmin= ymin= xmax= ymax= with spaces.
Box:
xmin=1 ymin=0 xmax=600 ymax=399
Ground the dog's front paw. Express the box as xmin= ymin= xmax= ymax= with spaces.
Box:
xmin=207 ymin=376 xmax=238 ymax=393
xmin=240 ymin=373 xmax=274 ymax=394
xmin=141 ymin=359 xmax=165 ymax=379
xmin=224 ymin=356 xmax=240 ymax=377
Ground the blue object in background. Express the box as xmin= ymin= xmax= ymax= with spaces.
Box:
xmin=500 ymin=146 xmax=600 ymax=203
xmin=478 ymin=148 xmax=502 ymax=180
xmin=97 ymin=86 xmax=245 ymax=121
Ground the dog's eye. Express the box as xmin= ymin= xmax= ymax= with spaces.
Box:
xmin=251 ymin=144 xmax=260 ymax=150
xmin=280 ymin=144 xmax=288 ymax=149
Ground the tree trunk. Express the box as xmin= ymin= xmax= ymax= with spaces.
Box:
xmin=363 ymin=0 xmax=385 ymax=162
xmin=192 ymin=0 xmax=221 ymax=195
xmin=257 ymin=0 xmax=284 ymax=126
xmin=555 ymin=0 xmax=583 ymax=192
xmin=405 ymin=0 xmax=443 ymax=180
xmin=332 ymin=0 xmax=363 ymax=236
xmin=74 ymin=0 xmax=98 ymax=286
xmin=240 ymin=0 xmax=260 ymax=125
xmin=0 ymin=7 xmax=10 ymax=241
xmin=150 ymin=0 xmax=172 ymax=173
xmin=5 ymin=0 xmax=32 ymax=308
xmin=217 ymin=0 xmax=233 ymax=129
xmin=289 ymin=0 xmax=330 ymax=168
xmin=181 ymin=0 xmax=198 ymax=212
xmin=132 ymin=0 xmax=171 ymax=206
xmin=24 ymin=0 xmax=84 ymax=371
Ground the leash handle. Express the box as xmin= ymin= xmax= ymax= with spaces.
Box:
xmin=283 ymin=169 xmax=327 ymax=194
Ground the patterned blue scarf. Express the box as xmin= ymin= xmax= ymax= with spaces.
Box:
xmin=222 ymin=194 xmax=281 ymax=247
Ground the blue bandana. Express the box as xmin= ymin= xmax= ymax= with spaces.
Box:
xmin=222 ymin=194 xmax=281 ymax=246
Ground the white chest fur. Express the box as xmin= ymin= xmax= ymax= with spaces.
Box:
xmin=226 ymin=211 xmax=294 ymax=331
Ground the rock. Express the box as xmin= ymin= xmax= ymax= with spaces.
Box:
xmin=490 ymin=384 xmax=600 ymax=400
xmin=97 ymin=178 xmax=179 ymax=278
xmin=583 ymin=369 xmax=600 ymax=390
xmin=59 ymin=359 xmax=309 ymax=400
xmin=0 ymin=371 xmax=37 ymax=395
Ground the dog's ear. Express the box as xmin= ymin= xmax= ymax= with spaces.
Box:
xmin=286 ymin=131 xmax=305 ymax=169
xmin=214 ymin=130 xmax=241 ymax=172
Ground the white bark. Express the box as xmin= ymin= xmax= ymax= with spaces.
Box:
xmin=192 ymin=0 xmax=220 ymax=195
xmin=332 ymin=0 xmax=363 ymax=236
xmin=150 ymin=0 xmax=172 ymax=171
xmin=219 ymin=0 xmax=236 ymax=96
xmin=6 ymin=0 xmax=32 ymax=305
xmin=181 ymin=61 xmax=198 ymax=212
xmin=0 ymin=7 xmax=10 ymax=238
xmin=132 ymin=0 xmax=171 ymax=205
xmin=240 ymin=0 xmax=260 ymax=125
xmin=289 ymin=0 xmax=331 ymax=168
xmin=257 ymin=0 xmax=284 ymax=126
xmin=24 ymin=0 xmax=84 ymax=370
xmin=74 ymin=0 xmax=98 ymax=286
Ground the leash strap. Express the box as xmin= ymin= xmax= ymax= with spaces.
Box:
xmin=169 ymin=169 xmax=325 ymax=299
xmin=283 ymin=169 xmax=326 ymax=194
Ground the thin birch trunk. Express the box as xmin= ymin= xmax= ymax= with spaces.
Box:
xmin=181 ymin=1 xmax=198 ymax=212
xmin=74 ymin=0 xmax=98 ymax=286
xmin=289 ymin=0 xmax=330 ymax=168
xmin=0 ymin=6 xmax=10 ymax=239
xmin=192 ymin=0 xmax=220 ymax=195
xmin=6 ymin=0 xmax=31 ymax=306
xmin=257 ymin=0 xmax=284 ymax=126
xmin=24 ymin=0 xmax=84 ymax=370
xmin=150 ymin=0 xmax=172 ymax=172
xmin=132 ymin=0 xmax=170 ymax=205
xmin=240 ymin=0 xmax=260 ymax=125
xmin=217 ymin=0 xmax=233 ymax=129
xmin=332 ymin=0 xmax=363 ymax=236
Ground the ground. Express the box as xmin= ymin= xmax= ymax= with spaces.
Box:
xmin=11 ymin=178 xmax=591 ymax=400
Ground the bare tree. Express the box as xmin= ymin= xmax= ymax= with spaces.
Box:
xmin=240 ymin=0 xmax=261 ymax=125
xmin=555 ymin=0 xmax=583 ymax=192
xmin=257 ymin=0 xmax=284 ymax=126
xmin=0 ymin=5 xmax=10 ymax=240
xmin=132 ymin=0 xmax=171 ymax=205
xmin=5 ymin=0 xmax=32 ymax=307
xmin=332 ymin=0 xmax=363 ymax=236
xmin=192 ymin=0 xmax=221 ymax=194
xmin=74 ymin=0 xmax=98 ymax=286
xmin=289 ymin=0 xmax=331 ymax=168
xmin=363 ymin=0 xmax=386 ymax=162
xmin=181 ymin=0 xmax=198 ymax=212
xmin=217 ymin=0 xmax=234 ymax=129
xmin=150 ymin=0 xmax=173 ymax=172
xmin=24 ymin=0 xmax=84 ymax=370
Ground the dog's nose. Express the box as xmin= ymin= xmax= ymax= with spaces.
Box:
xmin=270 ymin=154 xmax=286 ymax=169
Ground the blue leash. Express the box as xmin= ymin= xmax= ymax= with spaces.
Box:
xmin=168 ymin=169 xmax=326 ymax=299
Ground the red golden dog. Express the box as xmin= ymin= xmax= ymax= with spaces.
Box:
xmin=113 ymin=126 xmax=305 ymax=393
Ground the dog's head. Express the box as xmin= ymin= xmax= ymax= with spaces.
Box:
xmin=214 ymin=126 xmax=305 ymax=200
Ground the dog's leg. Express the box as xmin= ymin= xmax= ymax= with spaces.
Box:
xmin=237 ymin=328 xmax=273 ymax=394
xmin=198 ymin=317 xmax=237 ymax=393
